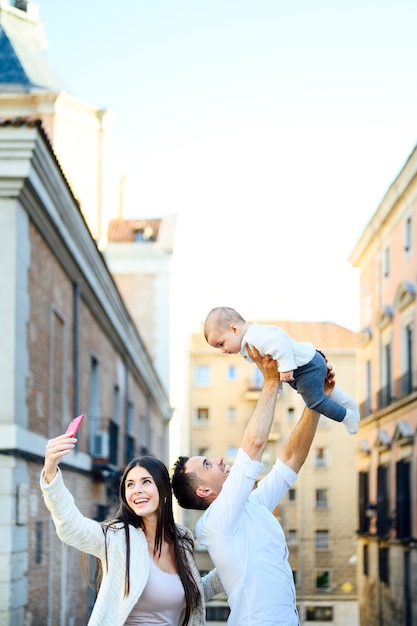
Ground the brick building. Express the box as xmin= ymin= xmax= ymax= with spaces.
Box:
xmin=0 ymin=119 xmax=171 ymax=625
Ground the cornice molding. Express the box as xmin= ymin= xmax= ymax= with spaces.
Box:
xmin=394 ymin=281 xmax=416 ymax=312
xmin=376 ymin=305 xmax=393 ymax=330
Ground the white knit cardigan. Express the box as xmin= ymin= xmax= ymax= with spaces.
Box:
xmin=40 ymin=469 xmax=223 ymax=626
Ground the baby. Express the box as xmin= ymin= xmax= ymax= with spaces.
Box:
xmin=204 ymin=306 xmax=359 ymax=435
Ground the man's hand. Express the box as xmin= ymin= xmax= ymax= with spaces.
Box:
xmin=324 ymin=363 xmax=335 ymax=397
xmin=246 ymin=345 xmax=279 ymax=382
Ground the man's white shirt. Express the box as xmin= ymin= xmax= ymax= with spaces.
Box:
xmin=196 ymin=448 xmax=299 ymax=626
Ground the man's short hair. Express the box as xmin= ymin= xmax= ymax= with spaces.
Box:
xmin=171 ymin=456 xmax=208 ymax=511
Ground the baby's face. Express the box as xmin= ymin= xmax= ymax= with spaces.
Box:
xmin=206 ymin=326 xmax=242 ymax=354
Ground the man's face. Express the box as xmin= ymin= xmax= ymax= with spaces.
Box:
xmin=206 ymin=325 xmax=242 ymax=354
xmin=185 ymin=455 xmax=230 ymax=501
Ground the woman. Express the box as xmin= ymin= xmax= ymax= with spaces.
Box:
xmin=40 ymin=432 xmax=223 ymax=625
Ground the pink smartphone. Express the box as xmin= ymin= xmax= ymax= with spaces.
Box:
xmin=65 ymin=414 xmax=85 ymax=436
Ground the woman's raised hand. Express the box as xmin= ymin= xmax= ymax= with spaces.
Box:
xmin=43 ymin=434 xmax=77 ymax=483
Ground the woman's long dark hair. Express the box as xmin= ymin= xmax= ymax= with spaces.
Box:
xmin=99 ymin=456 xmax=200 ymax=626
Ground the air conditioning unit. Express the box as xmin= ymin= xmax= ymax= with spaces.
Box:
xmin=92 ymin=432 xmax=109 ymax=458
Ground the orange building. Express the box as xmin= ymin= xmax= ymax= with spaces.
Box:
xmin=350 ymin=143 xmax=417 ymax=626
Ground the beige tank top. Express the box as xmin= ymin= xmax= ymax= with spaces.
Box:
xmin=124 ymin=557 xmax=186 ymax=625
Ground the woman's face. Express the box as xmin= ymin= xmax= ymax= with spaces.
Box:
xmin=125 ymin=465 xmax=160 ymax=519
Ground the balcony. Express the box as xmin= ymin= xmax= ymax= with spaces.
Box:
xmin=359 ymin=371 xmax=417 ymax=418
xmin=89 ymin=418 xmax=145 ymax=476
xmin=89 ymin=418 xmax=120 ymax=470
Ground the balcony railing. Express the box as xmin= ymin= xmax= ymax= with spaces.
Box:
xmin=88 ymin=417 xmax=145 ymax=471
xmin=359 ymin=371 xmax=416 ymax=418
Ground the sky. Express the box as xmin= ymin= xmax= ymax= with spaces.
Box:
xmin=38 ymin=0 xmax=417 ymax=334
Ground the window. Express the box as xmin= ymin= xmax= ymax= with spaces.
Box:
xmin=403 ymin=323 xmax=414 ymax=396
xmin=384 ymin=245 xmax=390 ymax=277
xmin=306 ymin=606 xmax=333 ymax=621
xmin=358 ymin=471 xmax=370 ymax=534
xmin=377 ymin=340 xmax=392 ymax=409
xmin=109 ymin=420 xmax=119 ymax=465
xmin=314 ymin=446 xmax=329 ymax=467
xmin=396 ymin=459 xmax=411 ymax=539
xmin=316 ymin=488 xmax=329 ymax=509
xmin=363 ymin=544 xmax=369 ymax=576
xmin=134 ymin=229 xmax=146 ymax=242
xmin=139 ymin=413 xmax=149 ymax=456
xmin=287 ymin=529 xmax=298 ymax=545
xmin=404 ymin=214 xmax=413 ymax=252
xmin=249 ymin=367 xmax=263 ymax=390
xmin=35 ymin=521 xmax=43 ymax=564
xmin=195 ymin=365 xmax=211 ymax=387
xmin=376 ymin=464 xmax=390 ymax=536
xmin=262 ymin=442 xmax=274 ymax=471
xmin=96 ymin=504 xmax=109 ymax=521
xmin=113 ymin=385 xmax=120 ymax=423
xmin=196 ymin=407 xmax=209 ymax=424
xmin=89 ymin=354 xmax=100 ymax=454
xmin=226 ymin=406 xmax=236 ymax=421
xmin=227 ymin=365 xmax=236 ymax=381
xmin=379 ymin=547 xmax=389 ymax=584
xmin=288 ymin=488 xmax=296 ymax=503
xmin=315 ymin=530 xmax=330 ymax=550
xmin=125 ymin=434 xmax=136 ymax=465
xmin=125 ymin=401 xmax=135 ymax=463
xmin=134 ymin=226 xmax=153 ymax=242
xmin=287 ymin=407 xmax=295 ymax=422
xmin=226 ymin=446 xmax=238 ymax=463
xmin=315 ymin=570 xmax=331 ymax=591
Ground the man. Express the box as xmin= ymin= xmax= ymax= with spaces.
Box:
xmin=172 ymin=346 xmax=335 ymax=626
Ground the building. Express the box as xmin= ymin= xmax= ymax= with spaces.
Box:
xmin=350 ymin=143 xmax=417 ymax=626
xmin=186 ymin=321 xmax=359 ymax=626
xmin=0 ymin=0 xmax=124 ymax=247
xmin=104 ymin=215 xmax=178 ymax=394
